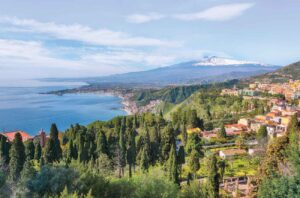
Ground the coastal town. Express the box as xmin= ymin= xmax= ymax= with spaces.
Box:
xmin=1 ymin=80 xmax=300 ymax=197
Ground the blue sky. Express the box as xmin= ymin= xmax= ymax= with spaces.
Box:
xmin=0 ymin=0 xmax=299 ymax=81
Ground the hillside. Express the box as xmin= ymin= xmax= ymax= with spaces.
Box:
xmin=246 ymin=61 xmax=300 ymax=83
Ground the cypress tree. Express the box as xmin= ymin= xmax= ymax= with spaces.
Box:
xmin=25 ymin=141 xmax=35 ymax=160
xmin=177 ymin=145 xmax=185 ymax=177
xmin=118 ymin=126 xmax=126 ymax=177
xmin=217 ymin=124 xmax=226 ymax=139
xmin=140 ymin=147 xmax=149 ymax=172
xmin=188 ymin=149 xmax=200 ymax=179
xmin=207 ymin=154 xmax=219 ymax=198
xmin=97 ymin=131 xmax=108 ymax=155
xmin=44 ymin=123 xmax=62 ymax=163
xmin=66 ymin=139 xmax=75 ymax=163
xmin=34 ymin=143 xmax=42 ymax=160
xmin=127 ymin=132 xmax=136 ymax=177
xmin=9 ymin=133 xmax=25 ymax=181
xmin=168 ymin=145 xmax=179 ymax=184
xmin=0 ymin=135 xmax=9 ymax=162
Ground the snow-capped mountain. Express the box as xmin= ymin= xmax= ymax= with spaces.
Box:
xmin=193 ymin=56 xmax=268 ymax=67
xmin=84 ymin=56 xmax=280 ymax=86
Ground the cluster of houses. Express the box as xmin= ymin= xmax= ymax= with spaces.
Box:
xmin=0 ymin=129 xmax=48 ymax=147
xmin=188 ymin=97 xmax=300 ymax=160
xmin=221 ymin=80 xmax=300 ymax=100
xmin=249 ymin=80 xmax=300 ymax=100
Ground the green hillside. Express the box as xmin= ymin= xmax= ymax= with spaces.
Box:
xmin=247 ymin=61 xmax=300 ymax=83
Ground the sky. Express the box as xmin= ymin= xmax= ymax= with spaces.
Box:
xmin=0 ymin=0 xmax=300 ymax=82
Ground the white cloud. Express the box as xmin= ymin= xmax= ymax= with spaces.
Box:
xmin=0 ymin=39 xmax=179 ymax=80
xmin=174 ymin=3 xmax=255 ymax=21
xmin=0 ymin=17 xmax=180 ymax=47
xmin=127 ymin=13 xmax=165 ymax=24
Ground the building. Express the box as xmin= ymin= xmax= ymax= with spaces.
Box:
xmin=201 ymin=128 xmax=219 ymax=139
xmin=248 ymin=148 xmax=264 ymax=156
xmin=225 ymin=124 xmax=248 ymax=136
xmin=238 ymin=118 xmax=250 ymax=127
xmin=0 ymin=130 xmax=32 ymax=142
xmin=219 ymin=149 xmax=247 ymax=159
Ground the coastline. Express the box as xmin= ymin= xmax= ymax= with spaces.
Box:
xmin=45 ymin=87 xmax=161 ymax=116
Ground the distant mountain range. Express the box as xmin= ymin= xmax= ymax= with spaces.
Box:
xmin=84 ymin=56 xmax=279 ymax=86
xmin=247 ymin=61 xmax=300 ymax=83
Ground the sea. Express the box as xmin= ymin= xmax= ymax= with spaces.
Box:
xmin=0 ymin=81 xmax=127 ymax=135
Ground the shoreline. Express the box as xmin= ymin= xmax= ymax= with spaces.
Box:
xmin=45 ymin=87 xmax=161 ymax=116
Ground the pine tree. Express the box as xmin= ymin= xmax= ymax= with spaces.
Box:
xmin=168 ymin=145 xmax=179 ymax=184
xmin=9 ymin=132 xmax=25 ymax=181
xmin=44 ymin=123 xmax=62 ymax=163
xmin=207 ymin=154 xmax=219 ymax=198
xmin=217 ymin=124 xmax=226 ymax=139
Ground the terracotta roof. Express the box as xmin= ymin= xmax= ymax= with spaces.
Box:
xmin=220 ymin=149 xmax=246 ymax=156
xmin=0 ymin=131 xmax=32 ymax=142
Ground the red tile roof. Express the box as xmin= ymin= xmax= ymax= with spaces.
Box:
xmin=0 ymin=131 xmax=32 ymax=142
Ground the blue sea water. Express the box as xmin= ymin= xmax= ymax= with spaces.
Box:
xmin=0 ymin=86 xmax=127 ymax=135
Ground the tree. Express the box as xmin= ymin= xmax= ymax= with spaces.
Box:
xmin=117 ymin=126 xmax=126 ymax=177
xmin=96 ymin=131 xmax=108 ymax=156
xmin=126 ymin=132 xmax=136 ymax=177
xmin=218 ymin=159 xmax=226 ymax=181
xmin=186 ymin=133 xmax=202 ymax=155
xmin=177 ymin=146 xmax=185 ymax=177
xmin=257 ymin=125 xmax=268 ymax=142
xmin=0 ymin=135 xmax=9 ymax=162
xmin=34 ymin=143 xmax=42 ymax=160
xmin=217 ymin=124 xmax=226 ymax=139
xmin=168 ymin=145 xmax=179 ymax=184
xmin=207 ymin=154 xmax=219 ymax=198
xmin=140 ymin=147 xmax=149 ymax=172
xmin=66 ymin=140 xmax=76 ymax=164
xmin=161 ymin=124 xmax=176 ymax=161
xmin=44 ymin=123 xmax=62 ymax=163
xmin=189 ymin=149 xmax=200 ymax=179
xmin=25 ymin=141 xmax=35 ymax=160
xmin=9 ymin=132 xmax=26 ymax=181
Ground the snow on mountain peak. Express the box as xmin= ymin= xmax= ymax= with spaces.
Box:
xmin=193 ymin=56 xmax=267 ymax=67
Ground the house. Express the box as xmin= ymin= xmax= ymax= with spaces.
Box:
xmin=219 ymin=149 xmax=247 ymax=159
xmin=238 ymin=89 xmax=258 ymax=96
xmin=248 ymin=148 xmax=264 ymax=156
xmin=238 ymin=118 xmax=250 ymax=127
xmin=201 ymin=128 xmax=219 ymax=139
xmin=0 ymin=130 xmax=32 ymax=142
xmin=225 ymin=124 xmax=248 ymax=136
xmin=221 ymin=89 xmax=239 ymax=96
xmin=187 ymin=128 xmax=202 ymax=135
xmin=250 ymin=122 xmax=264 ymax=132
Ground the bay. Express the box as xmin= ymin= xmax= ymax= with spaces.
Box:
xmin=0 ymin=86 xmax=127 ymax=135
